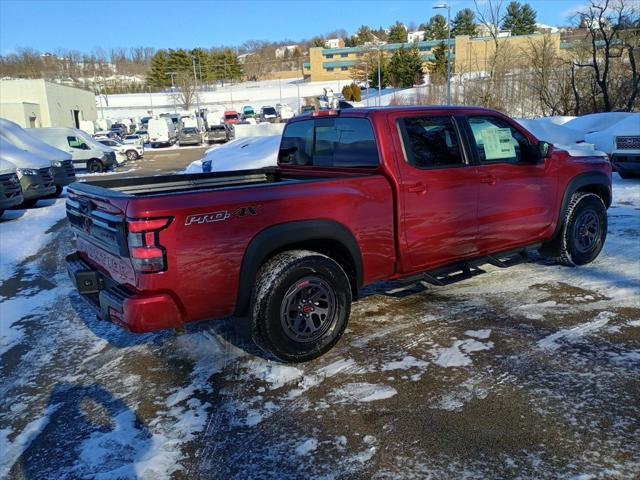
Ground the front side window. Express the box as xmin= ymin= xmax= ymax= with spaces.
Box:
xmin=279 ymin=118 xmax=379 ymax=168
xmin=67 ymin=136 xmax=83 ymax=149
xmin=467 ymin=116 xmax=533 ymax=164
xmin=399 ymin=116 xmax=465 ymax=169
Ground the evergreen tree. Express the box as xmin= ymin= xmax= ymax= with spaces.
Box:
xmin=502 ymin=2 xmax=537 ymax=35
xmin=351 ymin=83 xmax=362 ymax=102
xmin=424 ymin=15 xmax=449 ymax=40
xmin=368 ymin=52 xmax=389 ymax=88
xmin=312 ymin=37 xmax=326 ymax=47
xmin=356 ymin=25 xmax=374 ymax=45
xmin=452 ymin=8 xmax=476 ymax=36
xmin=147 ymin=50 xmax=170 ymax=88
xmin=342 ymin=84 xmax=354 ymax=101
xmin=428 ymin=44 xmax=448 ymax=81
xmin=388 ymin=21 xmax=408 ymax=43
xmin=387 ymin=46 xmax=423 ymax=87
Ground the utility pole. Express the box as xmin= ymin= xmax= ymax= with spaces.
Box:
xmin=168 ymin=71 xmax=178 ymax=113
xmin=434 ymin=3 xmax=452 ymax=105
xmin=377 ymin=47 xmax=381 ymax=106
xmin=148 ymin=85 xmax=153 ymax=114
xmin=96 ymin=81 xmax=104 ymax=118
xmin=192 ymin=57 xmax=201 ymax=116
xmin=279 ymin=76 xmax=282 ymax=105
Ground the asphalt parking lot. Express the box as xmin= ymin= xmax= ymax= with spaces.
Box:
xmin=1 ymin=172 xmax=638 ymax=479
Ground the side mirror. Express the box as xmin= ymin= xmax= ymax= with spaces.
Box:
xmin=538 ymin=141 xmax=552 ymax=161
xmin=81 ymin=143 xmax=90 ymax=150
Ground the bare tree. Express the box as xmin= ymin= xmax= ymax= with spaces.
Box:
xmin=171 ymin=72 xmax=197 ymax=110
xmin=573 ymin=0 xmax=640 ymax=111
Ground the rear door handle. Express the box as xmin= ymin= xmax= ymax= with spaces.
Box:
xmin=407 ymin=182 xmax=429 ymax=194
xmin=480 ymin=175 xmax=497 ymax=185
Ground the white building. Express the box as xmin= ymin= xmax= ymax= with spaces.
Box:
xmin=275 ymin=45 xmax=299 ymax=59
xmin=407 ymin=31 xmax=425 ymax=43
xmin=0 ymin=79 xmax=97 ymax=128
xmin=324 ymin=38 xmax=345 ymax=49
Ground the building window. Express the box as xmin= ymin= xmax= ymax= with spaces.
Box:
xmin=325 ymin=54 xmax=334 ymax=59
xmin=341 ymin=66 xmax=348 ymax=71
xmin=326 ymin=67 xmax=334 ymax=72
xmin=340 ymin=53 xmax=348 ymax=58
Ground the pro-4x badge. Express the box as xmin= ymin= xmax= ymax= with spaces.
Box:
xmin=185 ymin=207 xmax=258 ymax=226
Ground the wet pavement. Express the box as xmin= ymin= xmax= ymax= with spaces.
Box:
xmin=1 ymin=174 xmax=638 ymax=479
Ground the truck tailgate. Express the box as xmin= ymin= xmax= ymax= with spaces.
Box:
xmin=66 ymin=192 xmax=136 ymax=287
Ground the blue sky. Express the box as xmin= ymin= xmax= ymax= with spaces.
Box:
xmin=0 ymin=0 xmax=587 ymax=55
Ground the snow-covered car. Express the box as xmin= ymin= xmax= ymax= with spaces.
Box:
xmin=97 ymin=138 xmax=143 ymax=161
xmin=185 ymin=135 xmax=280 ymax=174
xmin=582 ymin=115 xmax=640 ymax=179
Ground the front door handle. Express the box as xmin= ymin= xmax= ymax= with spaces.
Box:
xmin=407 ymin=182 xmax=428 ymax=194
xmin=480 ymin=175 xmax=497 ymax=185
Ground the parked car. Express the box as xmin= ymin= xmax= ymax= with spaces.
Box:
xmin=98 ymin=138 xmax=144 ymax=161
xmin=94 ymin=130 xmax=120 ymax=141
xmin=134 ymin=130 xmax=150 ymax=143
xmin=206 ymin=125 xmax=233 ymax=144
xmin=30 ymin=127 xmax=119 ymax=173
xmin=0 ymin=158 xmax=24 ymax=216
xmin=259 ymin=106 xmax=278 ymax=123
xmin=242 ymin=106 xmax=255 ymax=118
xmin=610 ymin=134 xmax=640 ymax=179
xmin=123 ymin=134 xmax=145 ymax=147
xmin=65 ymin=107 xmax=612 ymax=362
xmin=148 ymin=117 xmax=178 ymax=148
xmin=178 ymin=127 xmax=202 ymax=146
xmin=109 ymin=123 xmax=128 ymax=138
xmin=300 ymin=105 xmax=316 ymax=114
xmin=0 ymin=137 xmax=55 ymax=207
xmin=223 ymin=110 xmax=241 ymax=125
xmin=0 ymin=118 xmax=75 ymax=197
xmin=277 ymin=104 xmax=295 ymax=121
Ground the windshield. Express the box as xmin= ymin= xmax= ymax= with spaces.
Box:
xmin=263 ymin=107 xmax=276 ymax=115
xmin=210 ymin=126 xmax=224 ymax=131
xmin=182 ymin=128 xmax=198 ymax=134
xmin=225 ymin=114 xmax=238 ymax=119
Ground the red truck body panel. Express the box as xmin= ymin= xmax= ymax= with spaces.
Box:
xmin=66 ymin=106 xmax=612 ymax=333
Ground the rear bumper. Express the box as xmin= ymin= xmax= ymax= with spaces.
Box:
xmin=66 ymin=253 xmax=184 ymax=333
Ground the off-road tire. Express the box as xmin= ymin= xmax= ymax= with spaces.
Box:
xmin=544 ymin=192 xmax=607 ymax=266
xmin=251 ymin=250 xmax=352 ymax=362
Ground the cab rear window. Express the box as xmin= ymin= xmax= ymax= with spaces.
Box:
xmin=279 ymin=118 xmax=379 ymax=168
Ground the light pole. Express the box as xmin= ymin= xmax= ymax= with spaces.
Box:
xmin=279 ymin=76 xmax=282 ymax=105
xmin=433 ymin=3 xmax=452 ymax=105
xmin=377 ymin=47 xmax=382 ymax=106
xmin=168 ymin=71 xmax=178 ymax=113
xmin=192 ymin=57 xmax=201 ymax=116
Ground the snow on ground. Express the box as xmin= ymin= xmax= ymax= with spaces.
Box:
xmin=1 ymin=166 xmax=639 ymax=476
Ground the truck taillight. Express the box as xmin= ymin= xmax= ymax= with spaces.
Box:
xmin=127 ymin=217 xmax=172 ymax=273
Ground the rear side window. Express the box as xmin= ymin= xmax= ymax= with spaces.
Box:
xmin=467 ymin=116 xmax=533 ymax=164
xmin=398 ymin=116 xmax=465 ymax=169
xmin=279 ymin=118 xmax=379 ymax=168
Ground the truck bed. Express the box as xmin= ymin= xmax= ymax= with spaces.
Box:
xmin=71 ymin=168 xmax=299 ymax=197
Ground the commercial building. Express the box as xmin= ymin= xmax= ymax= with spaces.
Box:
xmin=0 ymin=79 xmax=97 ymax=128
xmin=306 ymin=33 xmax=563 ymax=82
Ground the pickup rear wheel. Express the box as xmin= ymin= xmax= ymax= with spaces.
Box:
xmin=546 ymin=192 xmax=607 ymax=266
xmin=251 ymin=250 xmax=352 ymax=362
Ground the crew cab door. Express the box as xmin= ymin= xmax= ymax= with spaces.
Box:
xmin=390 ymin=113 xmax=479 ymax=272
xmin=463 ymin=114 xmax=557 ymax=251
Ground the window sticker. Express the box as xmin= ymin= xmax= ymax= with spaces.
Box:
xmin=481 ymin=127 xmax=516 ymax=160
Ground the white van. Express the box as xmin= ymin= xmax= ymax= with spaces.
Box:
xmin=0 ymin=158 xmax=24 ymax=216
xmin=0 ymin=118 xmax=76 ymax=197
xmin=148 ymin=117 xmax=177 ymax=148
xmin=95 ymin=118 xmax=112 ymax=132
xmin=0 ymin=137 xmax=56 ymax=207
xmin=29 ymin=128 xmax=119 ymax=173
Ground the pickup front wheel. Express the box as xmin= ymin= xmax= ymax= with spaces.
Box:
xmin=545 ymin=192 xmax=607 ymax=266
xmin=251 ymin=250 xmax=352 ymax=362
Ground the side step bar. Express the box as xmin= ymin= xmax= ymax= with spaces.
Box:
xmin=418 ymin=245 xmax=540 ymax=287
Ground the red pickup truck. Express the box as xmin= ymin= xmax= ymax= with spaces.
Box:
xmin=66 ymin=107 xmax=611 ymax=362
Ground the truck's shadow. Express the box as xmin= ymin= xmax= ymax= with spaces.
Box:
xmin=10 ymin=383 xmax=153 ymax=479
